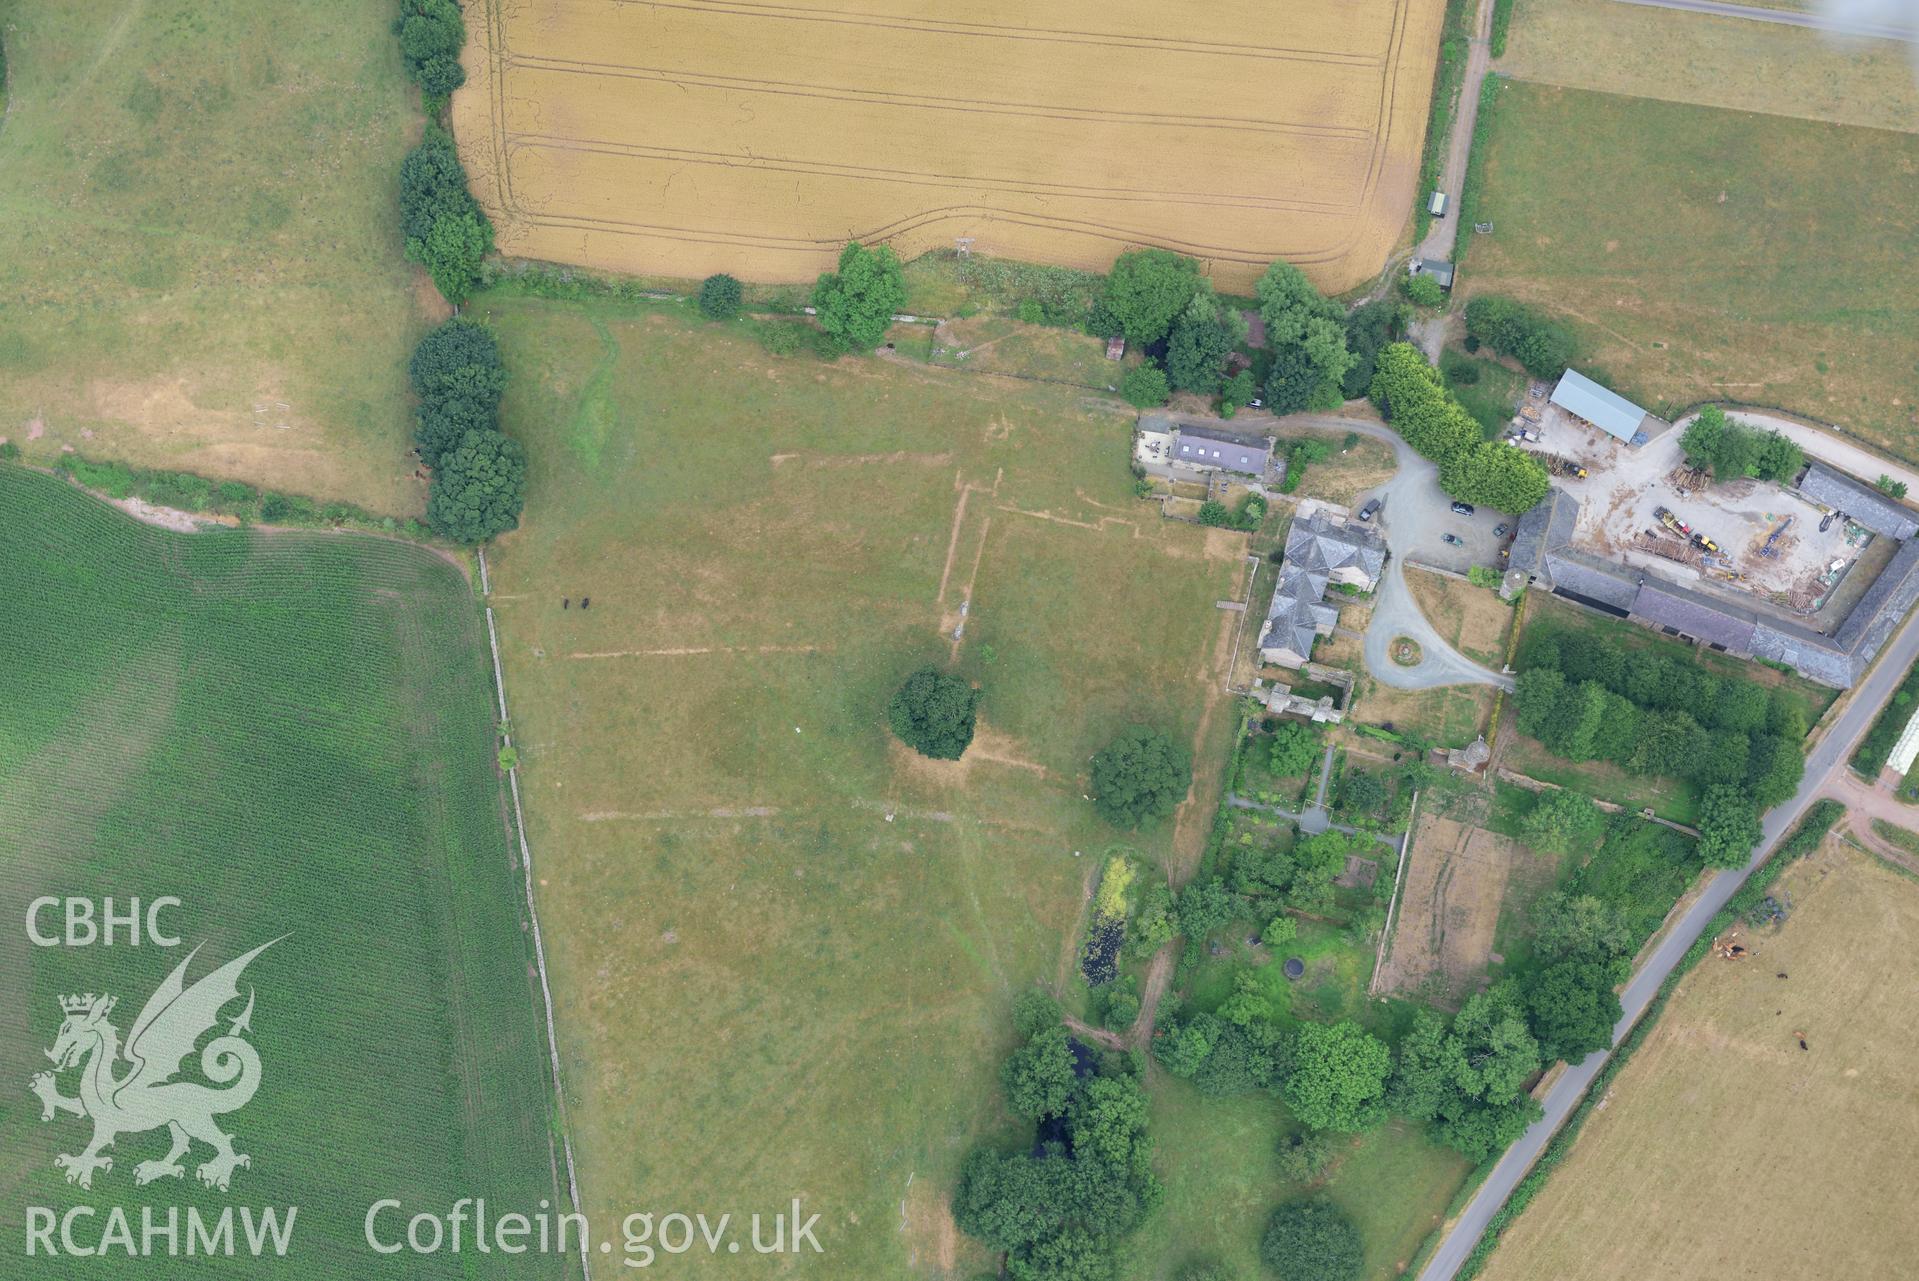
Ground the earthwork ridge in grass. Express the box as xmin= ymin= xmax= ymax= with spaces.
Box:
xmin=0 ymin=466 xmax=567 ymax=1279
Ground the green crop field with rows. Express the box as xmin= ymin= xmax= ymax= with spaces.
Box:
xmin=0 ymin=465 xmax=570 ymax=1277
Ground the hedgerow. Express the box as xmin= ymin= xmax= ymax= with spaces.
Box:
xmin=1850 ymin=656 xmax=1919 ymax=775
xmin=48 ymin=453 xmax=428 ymax=539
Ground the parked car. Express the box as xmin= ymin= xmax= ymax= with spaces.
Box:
xmin=1441 ymin=533 xmax=1463 ymax=546
xmin=1248 ymin=398 xmax=1264 ymax=410
xmin=1358 ymin=498 xmax=1382 ymax=522
xmin=1450 ymin=501 xmax=1475 ymax=516
xmin=1493 ymin=523 xmax=1509 ymax=537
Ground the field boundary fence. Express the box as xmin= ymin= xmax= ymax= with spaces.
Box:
xmin=478 ymin=548 xmax=593 ymax=1281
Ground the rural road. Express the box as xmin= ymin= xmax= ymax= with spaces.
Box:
xmin=1611 ymin=0 xmax=1918 ymax=41
xmin=1416 ymin=0 xmax=1495 ymax=270
xmin=1417 ymin=598 xmax=1919 ymax=1281
xmin=1409 ymin=0 xmax=1496 ymax=360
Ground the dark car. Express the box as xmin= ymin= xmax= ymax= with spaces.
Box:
xmin=1450 ymin=501 xmax=1476 ymax=516
xmin=1358 ymin=498 xmax=1382 ymax=522
xmin=1493 ymin=522 xmax=1509 ymax=537
xmin=1441 ymin=533 xmax=1463 ymax=546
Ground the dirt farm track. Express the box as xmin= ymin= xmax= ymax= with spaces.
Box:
xmin=451 ymin=0 xmax=1444 ymax=291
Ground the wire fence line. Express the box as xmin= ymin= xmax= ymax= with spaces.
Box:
xmin=478 ymin=547 xmax=593 ymax=1281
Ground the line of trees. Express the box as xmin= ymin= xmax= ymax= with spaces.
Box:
xmin=1091 ymin=251 xmax=1403 ymax=421
xmin=409 ymin=320 xmax=526 ymax=543
xmin=388 ymin=17 xmax=530 ymax=544
xmin=1370 ymin=342 xmax=1551 ymax=513
xmin=1680 ymin=405 xmax=1803 ymax=484
xmin=952 ymin=993 xmax=1160 ymax=1281
xmin=1513 ymin=625 xmax=1807 ymax=866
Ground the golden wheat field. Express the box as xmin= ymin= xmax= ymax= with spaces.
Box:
xmin=451 ymin=0 xmax=1444 ymax=292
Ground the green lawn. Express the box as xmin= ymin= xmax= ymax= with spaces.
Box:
xmin=0 ymin=0 xmax=431 ymax=512
xmin=1466 ymin=80 xmax=1919 ymax=460
xmin=475 ymin=292 xmax=1245 ymax=1276
xmin=1443 ymin=351 xmax=1528 ymax=438
xmin=0 ymin=465 xmax=565 ymax=1276
xmin=1134 ymin=1086 xmax=1471 ymax=1281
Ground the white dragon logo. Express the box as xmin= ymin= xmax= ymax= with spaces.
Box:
xmin=29 ymin=940 xmax=280 ymax=1192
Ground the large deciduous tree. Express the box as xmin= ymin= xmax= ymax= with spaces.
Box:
xmin=1101 ymin=249 xmax=1205 ymax=347
xmin=887 ymin=667 xmax=979 ymax=760
xmin=1696 ymin=784 xmax=1764 ymax=868
xmin=399 ymin=127 xmax=494 ymax=304
xmin=1256 ymin=261 xmax=1356 ymax=412
xmin=1439 ymin=440 xmax=1552 ymax=514
xmin=811 ymin=242 xmax=907 ymax=353
xmin=1524 ymin=955 xmax=1621 ymax=1063
xmin=1165 ymin=290 xmax=1245 ymax=395
xmin=1341 ymin=298 xmax=1407 ymax=400
xmin=426 ymin=429 xmax=526 ymax=544
xmin=1462 ymin=296 xmax=1575 ymax=379
xmin=698 ymin=273 xmax=743 ymax=321
xmin=1268 ymin=721 xmax=1322 ymax=777
xmin=1283 ymin=1020 xmax=1390 ymax=1132
xmin=1519 ymin=787 xmax=1603 ymax=855
xmin=1002 ymin=1025 xmax=1078 ymax=1119
xmin=397 ymin=0 xmax=466 ymax=97
xmin=409 ymin=318 xmax=507 ymax=467
xmin=1090 ymin=728 xmax=1192 ymax=829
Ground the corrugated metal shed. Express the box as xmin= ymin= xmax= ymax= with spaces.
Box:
xmin=1550 ymin=369 xmax=1650 ymax=443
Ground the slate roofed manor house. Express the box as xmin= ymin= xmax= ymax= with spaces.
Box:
xmin=1259 ymin=506 xmax=1387 ymax=668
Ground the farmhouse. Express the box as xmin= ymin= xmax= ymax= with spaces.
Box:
xmin=1258 ymin=507 xmax=1386 ymax=668
xmin=1506 ymin=479 xmax=1919 ymax=688
xmin=1169 ymin=426 xmax=1274 ymax=478
xmin=1549 ymin=369 xmax=1658 ymax=446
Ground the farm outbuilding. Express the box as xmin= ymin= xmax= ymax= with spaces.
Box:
xmin=1796 ymin=462 xmax=1919 ymax=540
xmin=1171 ymin=426 xmax=1273 ymax=477
xmin=1549 ymin=369 xmax=1655 ymax=445
xmin=1413 ymin=258 xmax=1454 ymax=289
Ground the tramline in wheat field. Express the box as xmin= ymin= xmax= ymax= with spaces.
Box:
xmin=452 ymin=0 xmax=1444 ymax=291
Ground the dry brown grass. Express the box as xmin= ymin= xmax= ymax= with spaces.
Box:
xmin=1480 ymin=839 xmax=1919 ymax=1281
xmin=1377 ymin=811 xmax=1533 ymax=1004
xmin=1292 ymin=433 xmax=1398 ymax=507
xmin=1500 ymin=0 xmax=1919 ymax=134
xmin=1353 ymin=675 xmax=1493 ymax=750
xmin=451 ymin=0 xmax=1445 ymax=292
xmin=1406 ymin=566 xmax=1516 ymax=667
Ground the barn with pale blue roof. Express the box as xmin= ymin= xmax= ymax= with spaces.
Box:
xmin=1549 ymin=369 xmax=1656 ymax=445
